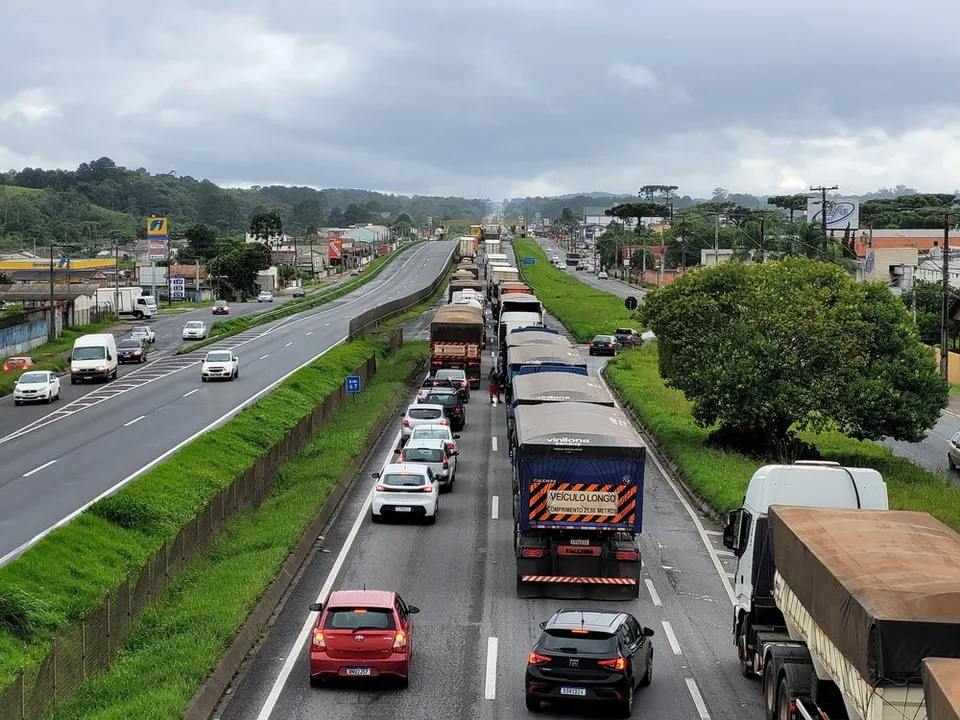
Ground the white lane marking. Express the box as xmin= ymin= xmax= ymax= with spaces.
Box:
xmin=704 ymin=529 xmax=722 ymax=536
xmin=685 ymin=678 xmax=712 ymax=720
xmin=644 ymin=578 xmax=662 ymax=607
xmin=259 ymin=354 xmax=270 ymax=360
xmin=484 ymin=636 xmax=499 ymax=700
xmin=123 ymin=415 xmax=146 ymax=427
xmin=284 ymin=342 xmax=293 ymax=348
xmin=491 ymin=436 xmax=497 ymax=452
xmin=661 ymin=621 xmax=682 ymax=655
xmin=324 ymin=323 xmax=330 ymax=327
xmin=254 ymin=431 xmax=401 ymax=720
xmin=183 ymin=389 xmax=199 ymax=397
xmin=726 ymin=573 xmax=735 ymax=579
xmin=491 ymin=495 xmax=499 ymax=519
xmin=22 ymin=460 xmax=57 ymax=478
xmin=0 ymin=337 xmax=350 ymax=567
xmin=305 ymin=331 xmax=313 ymax=336
xmin=597 ymin=368 xmax=736 ymax=606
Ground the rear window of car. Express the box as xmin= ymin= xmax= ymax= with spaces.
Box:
xmin=421 ymin=378 xmax=453 ymax=388
xmin=426 ymin=393 xmax=457 ymax=407
xmin=402 ymin=448 xmax=442 ymax=462
xmin=436 ymin=370 xmax=465 ymax=380
xmin=540 ymin=630 xmax=618 ymax=654
xmin=408 ymin=407 xmax=442 ymax=419
xmin=381 ymin=473 xmax=427 ymax=487
xmin=411 ymin=429 xmax=448 ymax=440
xmin=323 ymin=608 xmax=396 ymax=630
xmin=614 ymin=329 xmax=633 ymax=335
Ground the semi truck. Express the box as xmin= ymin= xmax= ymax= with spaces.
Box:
xmin=429 ymin=304 xmax=485 ymax=389
xmin=511 ymin=401 xmax=645 ymax=599
xmin=95 ymin=287 xmax=155 ymax=319
xmin=505 ymin=345 xmax=587 ymax=387
xmin=448 ymin=279 xmax=482 ymax=304
xmin=458 ymin=236 xmax=476 ymax=259
xmin=457 ymin=261 xmax=479 ymax=280
xmin=508 ymin=371 xmax=615 ymax=436
xmin=482 ymin=224 xmax=501 ymax=240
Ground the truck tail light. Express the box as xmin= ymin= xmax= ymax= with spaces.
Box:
xmin=616 ymin=551 xmax=639 ymax=561
xmin=521 ymin=549 xmax=543 ymax=558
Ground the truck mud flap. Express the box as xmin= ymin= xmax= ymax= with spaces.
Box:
xmin=517 ymin=575 xmax=639 ymax=601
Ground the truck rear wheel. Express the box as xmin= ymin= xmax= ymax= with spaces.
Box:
xmin=762 ymin=662 xmax=777 ymax=720
xmin=776 ymin=677 xmax=791 ymax=720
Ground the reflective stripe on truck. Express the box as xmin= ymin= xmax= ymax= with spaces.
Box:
xmin=520 ymin=576 xmax=637 ymax=585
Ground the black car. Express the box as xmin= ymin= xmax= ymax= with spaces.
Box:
xmin=589 ymin=334 xmax=620 ymax=356
xmin=423 ymin=389 xmax=466 ymax=431
xmin=613 ymin=328 xmax=640 ymax=348
xmin=117 ymin=338 xmax=149 ymax=364
xmin=433 ymin=369 xmax=470 ymax=403
xmin=525 ymin=610 xmax=654 ymax=717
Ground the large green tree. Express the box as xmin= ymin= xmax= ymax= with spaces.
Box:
xmin=249 ymin=211 xmax=283 ymax=249
xmin=208 ymin=242 xmax=273 ymax=298
xmin=640 ymin=257 xmax=948 ymax=459
xmin=183 ymin=222 xmax=218 ymax=261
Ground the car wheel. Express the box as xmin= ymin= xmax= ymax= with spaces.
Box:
xmin=426 ymin=508 xmax=437 ymax=525
xmin=951 ymin=457 xmax=957 ymax=472
xmin=524 ymin=695 xmax=541 ymax=712
xmin=371 ymin=511 xmax=382 ymax=524
xmin=202 ymin=377 xmax=207 ymax=382
xmin=618 ymin=683 xmax=634 ymax=717
xmin=397 ymin=675 xmax=409 ymax=690
xmin=309 ymin=675 xmax=323 ymax=688
xmin=71 ymin=378 xmax=77 ymax=385
xmin=640 ymin=648 xmax=652 ymax=687
xmin=47 ymin=394 xmax=54 ymax=403
xmin=14 ymin=401 xmax=20 ymax=406
xmin=55 ymin=392 xmax=60 ymax=400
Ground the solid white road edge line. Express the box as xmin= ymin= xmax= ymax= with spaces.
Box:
xmin=123 ymin=415 xmax=146 ymax=427
xmin=685 ymin=678 xmax=712 ymax=720
xmin=0 ymin=337 xmax=350 ymax=568
xmin=644 ymin=578 xmax=662 ymax=607
xmin=284 ymin=342 xmax=293 ymax=347
xmin=596 ymin=368 xmax=737 ymax=606
xmin=661 ymin=621 xmax=682 ymax=655
xmin=254 ymin=430 xmax=401 ymax=720
xmin=484 ymin=636 xmax=499 ymax=700
xmin=259 ymin=355 xmax=270 ymax=360
xmin=491 ymin=436 xmax=497 ymax=452
xmin=22 ymin=460 xmax=57 ymax=478
xmin=183 ymin=389 xmax=199 ymax=397
xmin=491 ymin=495 xmax=499 ymax=519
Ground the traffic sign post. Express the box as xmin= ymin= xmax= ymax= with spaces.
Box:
xmin=625 ymin=296 xmax=638 ymax=311
xmin=346 ymin=376 xmax=362 ymax=394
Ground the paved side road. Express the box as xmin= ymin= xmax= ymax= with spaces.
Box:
xmin=535 ymin=237 xmax=641 ymax=300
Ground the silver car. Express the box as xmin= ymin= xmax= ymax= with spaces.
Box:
xmin=182 ymin=320 xmax=208 ymax=340
xmin=409 ymin=424 xmax=460 ymax=454
xmin=401 ymin=404 xmax=447 ymax=443
xmin=395 ymin=438 xmax=458 ymax=490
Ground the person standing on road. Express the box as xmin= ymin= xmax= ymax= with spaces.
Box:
xmin=489 ymin=367 xmax=501 ymax=404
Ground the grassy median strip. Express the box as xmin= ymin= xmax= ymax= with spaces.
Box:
xmin=0 ymin=337 xmax=397 ymax=689
xmin=512 ymin=238 xmax=638 ymax=342
xmin=178 ymin=242 xmax=421 ymax=354
xmin=0 ymin=317 xmax=121 ymax=398
xmin=48 ymin=341 xmax=426 ymax=719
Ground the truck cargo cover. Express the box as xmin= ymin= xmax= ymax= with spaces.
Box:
xmin=450 ymin=279 xmax=482 ymax=290
xmin=507 ymin=345 xmax=586 ymax=368
xmin=514 ymin=402 xmax=645 ymax=458
xmin=506 ymin=332 xmax=573 ymax=349
xmin=923 ymin=658 xmax=960 ymax=720
xmin=513 ymin=373 xmax=614 ymax=406
xmin=432 ymin=305 xmax=483 ymax=325
xmin=499 ymin=282 xmax=531 ymax=291
xmin=769 ymin=507 xmax=960 ymax=684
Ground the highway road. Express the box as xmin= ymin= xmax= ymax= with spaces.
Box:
xmin=534 ymin=237 xmax=641 ymax=300
xmin=216 ymin=246 xmax=763 ymax=720
xmin=0 ymin=240 xmax=456 ymax=564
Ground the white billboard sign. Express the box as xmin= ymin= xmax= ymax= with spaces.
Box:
xmin=807 ymin=196 xmax=859 ymax=230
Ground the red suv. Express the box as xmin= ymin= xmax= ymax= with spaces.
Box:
xmin=308 ymin=589 xmax=420 ymax=688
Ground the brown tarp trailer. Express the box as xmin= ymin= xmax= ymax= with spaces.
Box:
xmin=457 ymin=262 xmax=479 ymax=279
xmin=430 ymin=304 xmax=485 ymax=388
xmin=448 ymin=279 xmax=482 ymax=302
xmin=923 ymin=658 xmax=960 ymax=720
xmin=769 ymin=507 xmax=960 ymax=685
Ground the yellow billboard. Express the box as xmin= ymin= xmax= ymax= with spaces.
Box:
xmin=0 ymin=259 xmax=115 ymax=271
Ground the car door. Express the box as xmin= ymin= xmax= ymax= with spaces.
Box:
xmin=618 ymin=621 xmax=640 ymax=680
xmin=395 ymin=595 xmax=412 ymax=649
xmin=445 ymin=444 xmax=457 ymax=478
xmin=51 ymin=372 xmax=60 ymax=396
xmin=626 ymin=617 xmax=649 ymax=676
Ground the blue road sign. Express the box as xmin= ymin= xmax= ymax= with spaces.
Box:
xmin=346 ymin=375 xmax=362 ymax=393
xmin=522 ymin=257 xmax=535 ymax=265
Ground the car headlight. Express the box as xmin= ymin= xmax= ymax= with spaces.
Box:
xmin=97 ymin=365 xmax=106 ymax=371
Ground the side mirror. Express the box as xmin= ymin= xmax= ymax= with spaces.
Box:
xmin=393 ymin=448 xmax=401 ymax=453
xmin=642 ymin=626 xmax=655 ymax=637
xmin=309 ymin=602 xmax=323 ymax=612
xmin=66 ymin=356 xmax=71 ymax=362
xmin=407 ymin=605 xmax=420 ymax=614
xmin=107 ymin=354 xmax=113 ymax=361
xmin=453 ymin=435 xmax=461 ymax=439
xmin=451 ymin=451 xmax=459 ymax=456
xmin=371 ymin=472 xmax=380 ymax=479
xmin=539 ymin=621 xmax=547 ymax=630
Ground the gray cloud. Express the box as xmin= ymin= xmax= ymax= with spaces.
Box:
xmin=2 ymin=0 xmax=959 ymax=198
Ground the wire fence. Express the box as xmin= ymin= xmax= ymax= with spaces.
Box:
xmin=0 ymin=346 xmax=389 ymax=720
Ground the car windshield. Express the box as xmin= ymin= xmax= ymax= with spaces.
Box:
xmin=381 ymin=473 xmax=427 ymax=487
xmin=206 ymin=352 xmax=232 ymax=363
xmin=118 ymin=340 xmax=140 ymax=348
xmin=540 ymin=629 xmax=618 ymax=654
xmin=185 ymin=322 xmax=203 ymax=329
xmin=323 ymin=607 xmax=395 ymax=631
xmin=73 ymin=347 xmax=105 ymax=360
xmin=18 ymin=372 xmax=48 ymax=384
xmin=426 ymin=393 xmax=457 ymax=407
xmin=401 ymin=448 xmax=443 ymax=462
xmin=408 ymin=407 xmax=442 ymax=419
xmin=215 ymin=301 xmax=226 ymax=306
xmin=411 ymin=429 xmax=449 ymax=440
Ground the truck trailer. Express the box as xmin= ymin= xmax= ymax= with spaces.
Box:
xmin=737 ymin=504 xmax=960 ymax=720
xmin=457 ymin=261 xmax=480 ymax=280
xmin=429 ymin=304 xmax=485 ymax=389
xmin=508 ymin=372 xmax=615 ymax=436
xmin=448 ymin=279 xmax=482 ymax=304
xmin=458 ymin=236 xmax=476 ymax=259
xmin=95 ymin=287 xmax=155 ymax=319
xmin=511 ymin=401 xmax=645 ymax=599
xmin=482 ymin=224 xmax=501 ymax=240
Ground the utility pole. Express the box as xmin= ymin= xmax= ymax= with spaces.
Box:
xmin=114 ymin=240 xmax=120 ymax=319
xmin=757 ymin=213 xmax=766 ymax=263
xmin=713 ymin=213 xmax=720 ymax=264
xmin=810 ymin=185 xmax=839 ymax=254
xmin=941 ymin=211 xmax=952 ymax=379
xmin=48 ymin=244 xmax=55 ymax=341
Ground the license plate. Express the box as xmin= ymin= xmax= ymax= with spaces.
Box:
xmin=346 ymin=667 xmax=371 ymax=676
xmin=560 ymin=687 xmax=586 ymax=697
xmin=394 ymin=506 xmax=412 ymax=513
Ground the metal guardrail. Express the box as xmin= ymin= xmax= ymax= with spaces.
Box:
xmin=348 ymin=244 xmax=457 ymax=338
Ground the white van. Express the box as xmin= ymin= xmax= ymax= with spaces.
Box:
xmin=69 ymin=333 xmax=118 ymax=384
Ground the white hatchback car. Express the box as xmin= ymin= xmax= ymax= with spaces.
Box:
xmin=201 ymin=350 xmax=239 ymax=381
xmin=409 ymin=424 xmax=460 ymax=454
xmin=370 ymin=463 xmax=439 ymax=524
xmin=598 ymin=271 xmax=609 ymax=280
xmin=395 ymin=438 xmax=458 ymax=490
xmin=130 ymin=325 xmax=156 ymax=343
xmin=13 ymin=370 xmax=61 ymax=405
xmin=182 ymin=321 xmax=208 ymax=340
xmin=401 ymin=404 xmax=447 ymax=443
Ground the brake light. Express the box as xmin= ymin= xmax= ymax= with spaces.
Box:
xmin=440 ymin=419 xmax=448 ymax=425
xmin=521 ymin=549 xmax=543 ymax=558
xmin=442 ymin=458 xmax=449 ymax=469
xmin=422 ymin=486 xmax=434 ymax=493
xmin=528 ymin=652 xmax=550 ymax=666
xmin=311 ymin=630 xmax=326 ymax=652
xmin=599 ymin=657 xmax=628 ymax=671
xmin=616 ymin=551 xmax=639 ymax=561
xmin=393 ymin=631 xmax=408 ymax=652
xmin=402 ymin=418 xmax=410 ymax=427
xmin=627 ymin=335 xmax=633 ymax=340
xmin=446 ymin=443 xmax=455 ymax=452
xmin=376 ymin=484 xmax=387 ymax=491
xmin=460 ymin=380 xmax=467 ymax=387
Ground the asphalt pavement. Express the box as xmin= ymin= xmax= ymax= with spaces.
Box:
xmin=0 ymin=240 xmax=456 ymax=564
xmin=535 ymin=238 xmax=641 ymax=300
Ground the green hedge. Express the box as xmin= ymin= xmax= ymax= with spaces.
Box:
xmin=48 ymin=342 xmax=428 ymax=719
xmin=512 ymin=238 xmax=639 ymax=342
xmin=0 ymin=338 xmax=387 ymax=688
xmin=605 ymin=346 xmax=960 ymax=533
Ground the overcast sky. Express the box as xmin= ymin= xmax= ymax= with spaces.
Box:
xmin=1 ymin=0 xmax=958 ymax=200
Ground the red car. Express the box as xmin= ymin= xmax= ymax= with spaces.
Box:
xmin=3 ymin=356 xmax=36 ymax=372
xmin=308 ymin=589 xmax=420 ymax=688
xmin=212 ymin=300 xmax=230 ymax=315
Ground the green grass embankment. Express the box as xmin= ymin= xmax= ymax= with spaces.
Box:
xmin=512 ymin=238 xmax=639 ymax=342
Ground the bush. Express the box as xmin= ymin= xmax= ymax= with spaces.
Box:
xmin=512 ymin=238 xmax=640 ymax=342
xmin=0 ymin=585 xmax=49 ymax=640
